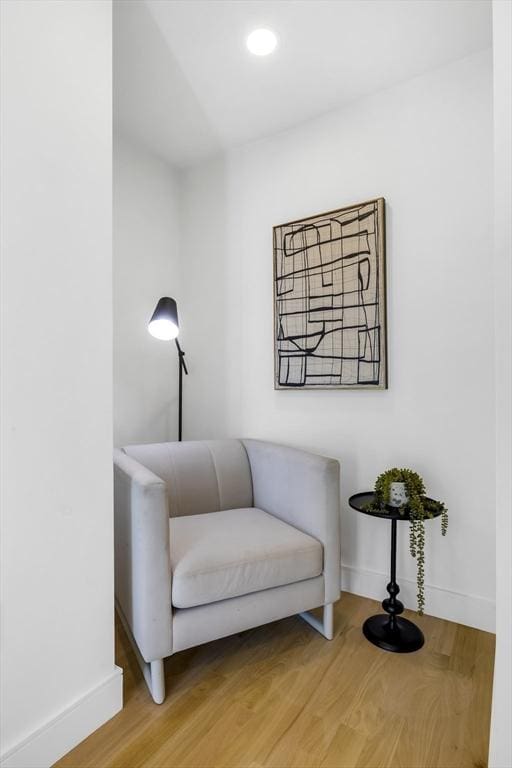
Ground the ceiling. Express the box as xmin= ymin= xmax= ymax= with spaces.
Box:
xmin=114 ymin=0 xmax=492 ymax=168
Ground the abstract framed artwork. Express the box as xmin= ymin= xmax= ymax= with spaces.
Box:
xmin=273 ymin=197 xmax=387 ymax=389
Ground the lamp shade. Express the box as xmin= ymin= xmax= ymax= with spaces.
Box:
xmin=148 ymin=297 xmax=179 ymax=341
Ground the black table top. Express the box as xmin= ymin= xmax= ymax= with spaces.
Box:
xmin=348 ymin=491 xmax=442 ymax=521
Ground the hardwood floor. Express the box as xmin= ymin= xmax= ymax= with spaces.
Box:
xmin=54 ymin=593 xmax=495 ymax=768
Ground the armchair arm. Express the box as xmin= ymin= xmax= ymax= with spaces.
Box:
xmin=242 ymin=439 xmax=340 ymax=604
xmin=113 ymin=449 xmax=172 ymax=662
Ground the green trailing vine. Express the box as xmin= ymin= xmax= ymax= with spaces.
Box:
xmin=364 ymin=468 xmax=448 ymax=615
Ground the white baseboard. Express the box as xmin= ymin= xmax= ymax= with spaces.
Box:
xmin=0 ymin=667 xmax=123 ymax=768
xmin=341 ymin=565 xmax=496 ymax=634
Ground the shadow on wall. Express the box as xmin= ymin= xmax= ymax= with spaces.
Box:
xmin=180 ymin=156 xmax=232 ymax=441
xmin=113 ymin=0 xmax=223 ymax=167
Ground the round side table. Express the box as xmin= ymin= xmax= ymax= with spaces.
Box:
xmin=348 ymin=491 xmax=441 ymax=653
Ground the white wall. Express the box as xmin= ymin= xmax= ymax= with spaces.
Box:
xmin=113 ymin=134 xmax=182 ymax=447
xmin=489 ymin=1 xmax=512 ymax=765
xmin=181 ymin=50 xmax=495 ymax=631
xmin=0 ymin=3 xmax=122 ymax=767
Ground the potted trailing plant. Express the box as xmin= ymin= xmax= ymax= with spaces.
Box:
xmin=365 ymin=468 xmax=448 ymax=614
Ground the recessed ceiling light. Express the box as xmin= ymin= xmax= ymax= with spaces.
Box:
xmin=246 ymin=28 xmax=278 ymax=56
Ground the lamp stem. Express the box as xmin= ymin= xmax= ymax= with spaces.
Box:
xmin=174 ymin=339 xmax=188 ymax=441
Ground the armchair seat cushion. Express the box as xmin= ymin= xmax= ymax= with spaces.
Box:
xmin=170 ymin=508 xmax=323 ymax=609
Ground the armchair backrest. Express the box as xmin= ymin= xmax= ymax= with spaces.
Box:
xmin=123 ymin=439 xmax=253 ymax=517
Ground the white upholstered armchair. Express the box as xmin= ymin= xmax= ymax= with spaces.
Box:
xmin=114 ymin=438 xmax=341 ymax=703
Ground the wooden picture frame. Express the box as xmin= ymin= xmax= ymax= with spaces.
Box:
xmin=273 ymin=197 xmax=387 ymax=389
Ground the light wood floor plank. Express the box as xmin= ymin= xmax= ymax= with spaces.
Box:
xmin=54 ymin=593 xmax=494 ymax=768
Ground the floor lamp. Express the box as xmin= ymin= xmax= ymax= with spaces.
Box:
xmin=148 ymin=297 xmax=188 ymax=441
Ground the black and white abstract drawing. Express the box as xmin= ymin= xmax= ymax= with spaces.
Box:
xmin=273 ymin=198 xmax=387 ymax=389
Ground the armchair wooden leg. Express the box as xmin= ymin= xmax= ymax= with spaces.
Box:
xmin=299 ymin=603 xmax=334 ymax=640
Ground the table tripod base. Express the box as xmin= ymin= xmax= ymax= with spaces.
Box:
xmin=363 ymin=614 xmax=424 ymax=653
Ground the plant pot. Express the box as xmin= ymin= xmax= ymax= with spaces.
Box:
xmin=389 ymin=481 xmax=409 ymax=507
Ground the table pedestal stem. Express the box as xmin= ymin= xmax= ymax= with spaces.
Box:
xmin=362 ymin=517 xmax=425 ymax=653
xmin=383 ymin=519 xmax=404 ymax=631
